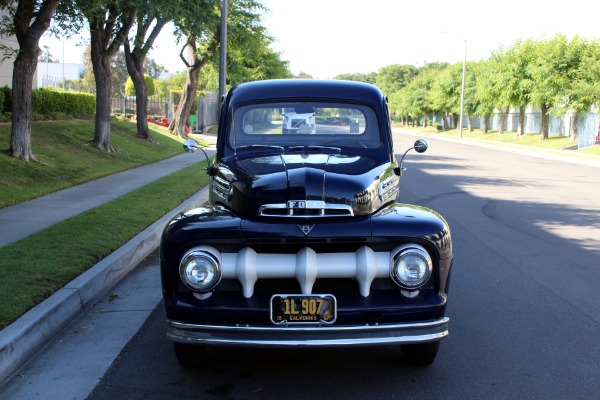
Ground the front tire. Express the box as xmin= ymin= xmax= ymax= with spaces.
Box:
xmin=401 ymin=341 xmax=440 ymax=366
xmin=173 ymin=342 xmax=208 ymax=368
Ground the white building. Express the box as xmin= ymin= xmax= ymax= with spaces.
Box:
xmin=37 ymin=62 xmax=85 ymax=89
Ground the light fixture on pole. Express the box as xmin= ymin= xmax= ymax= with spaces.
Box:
xmin=43 ymin=45 xmax=50 ymax=87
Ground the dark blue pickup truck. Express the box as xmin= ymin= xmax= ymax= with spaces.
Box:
xmin=160 ymin=79 xmax=453 ymax=367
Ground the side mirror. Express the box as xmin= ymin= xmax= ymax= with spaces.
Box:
xmin=183 ymin=138 xmax=199 ymax=153
xmin=396 ymin=139 xmax=429 ymax=176
xmin=413 ymin=139 xmax=428 ymax=153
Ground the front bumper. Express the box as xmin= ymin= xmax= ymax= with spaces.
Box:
xmin=167 ymin=317 xmax=449 ymax=347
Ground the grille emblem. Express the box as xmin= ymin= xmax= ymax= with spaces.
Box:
xmin=298 ymin=224 xmax=315 ymax=236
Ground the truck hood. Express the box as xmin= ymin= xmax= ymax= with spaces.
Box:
xmin=216 ymin=152 xmax=399 ymax=218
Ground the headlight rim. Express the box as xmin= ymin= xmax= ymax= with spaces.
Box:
xmin=390 ymin=245 xmax=433 ymax=290
xmin=179 ymin=249 xmax=222 ymax=293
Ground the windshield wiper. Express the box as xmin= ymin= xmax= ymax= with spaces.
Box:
xmin=287 ymin=145 xmax=341 ymax=153
xmin=236 ymin=144 xmax=285 ymax=152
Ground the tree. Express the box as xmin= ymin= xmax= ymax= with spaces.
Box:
xmin=0 ymin=0 xmax=61 ymax=162
xmin=428 ymin=64 xmax=454 ymax=129
xmin=145 ymin=57 xmax=166 ymax=78
xmin=296 ymin=71 xmax=312 ymax=79
xmin=168 ymin=0 xmax=283 ymax=138
xmin=498 ymin=39 xmax=535 ymax=136
xmin=154 ymin=69 xmax=187 ymax=98
xmin=333 ymin=72 xmax=377 ymax=84
xmin=404 ymin=68 xmax=437 ymax=127
xmin=125 ymin=73 xmax=155 ymax=96
xmin=111 ymin=50 xmax=130 ymax=96
xmin=123 ymin=0 xmax=171 ymax=141
xmin=76 ymin=0 xmax=136 ymax=151
xmin=169 ymin=32 xmax=218 ymax=138
xmin=38 ymin=49 xmax=58 ymax=62
xmin=528 ymin=35 xmax=574 ymax=140
xmin=462 ymin=61 xmax=480 ymax=132
xmin=472 ymin=60 xmax=497 ymax=133
xmin=375 ymin=64 xmax=418 ymax=96
xmin=557 ymin=35 xmax=596 ymax=141
xmin=166 ymin=0 xmax=220 ymax=137
xmin=224 ymin=21 xmax=291 ymax=86
xmin=479 ymin=49 xmax=513 ymax=134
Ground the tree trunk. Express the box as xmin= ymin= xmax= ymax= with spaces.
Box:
xmin=443 ymin=112 xmax=450 ymax=130
xmin=540 ymin=104 xmax=550 ymax=140
xmin=483 ymin=114 xmax=490 ymax=134
xmin=123 ymin=17 xmax=167 ymax=142
xmin=90 ymin=32 xmax=118 ymax=151
xmin=124 ymin=42 xmax=151 ymax=141
xmin=168 ymin=35 xmax=212 ymax=138
xmin=517 ymin=107 xmax=525 ymax=136
xmin=498 ymin=106 xmax=509 ymax=135
xmin=9 ymin=0 xmax=60 ymax=162
xmin=169 ymin=66 xmax=200 ymax=138
xmin=10 ymin=46 xmax=37 ymax=161
xmin=571 ymin=112 xmax=579 ymax=141
xmin=83 ymin=6 xmax=135 ymax=152
xmin=468 ymin=115 xmax=473 ymax=132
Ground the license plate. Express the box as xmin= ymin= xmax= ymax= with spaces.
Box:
xmin=270 ymin=294 xmax=336 ymax=325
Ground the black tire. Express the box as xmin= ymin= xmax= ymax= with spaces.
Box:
xmin=173 ymin=342 xmax=208 ymax=369
xmin=401 ymin=341 xmax=440 ymax=366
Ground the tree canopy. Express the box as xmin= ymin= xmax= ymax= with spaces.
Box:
xmin=338 ymin=34 xmax=600 ymax=140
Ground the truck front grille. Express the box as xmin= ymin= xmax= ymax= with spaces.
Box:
xmin=259 ymin=203 xmax=353 ymax=217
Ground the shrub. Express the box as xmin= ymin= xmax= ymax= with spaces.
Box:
xmin=125 ymin=74 xmax=156 ymax=96
xmin=0 ymin=86 xmax=12 ymax=113
xmin=31 ymin=88 xmax=95 ymax=117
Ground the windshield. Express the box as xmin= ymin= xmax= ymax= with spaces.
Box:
xmin=229 ymin=102 xmax=381 ymax=149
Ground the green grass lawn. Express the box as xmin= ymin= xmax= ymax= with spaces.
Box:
xmin=0 ymin=119 xmax=213 ymax=328
xmin=0 ymin=119 xmax=198 ymax=208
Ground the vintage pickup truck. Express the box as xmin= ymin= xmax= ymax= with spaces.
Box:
xmin=160 ymin=79 xmax=453 ymax=367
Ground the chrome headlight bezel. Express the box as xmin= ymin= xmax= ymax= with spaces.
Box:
xmin=390 ymin=245 xmax=433 ymax=290
xmin=179 ymin=249 xmax=222 ymax=292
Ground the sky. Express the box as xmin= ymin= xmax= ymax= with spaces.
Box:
xmin=39 ymin=0 xmax=600 ymax=80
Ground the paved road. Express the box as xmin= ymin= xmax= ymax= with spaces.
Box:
xmin=4 ymin=133 xmax=600 ymax=399
xmin=83 ymin=134 xmax=600 ymax=399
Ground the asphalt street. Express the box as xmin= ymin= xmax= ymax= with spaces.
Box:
xmin=1 ymin=131 xmax=599 ymax=399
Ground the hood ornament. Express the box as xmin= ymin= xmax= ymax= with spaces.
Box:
xmin=298 ymin=224 xmax=315 ymax=236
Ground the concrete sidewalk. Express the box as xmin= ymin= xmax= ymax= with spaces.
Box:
xmin=0 ymin=137 xmax=215 ymax=385
xmin=0 ymin=149 xmax=211 ymax=247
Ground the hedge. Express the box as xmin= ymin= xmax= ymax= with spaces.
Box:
xmin=0 ymin=86 xmax=95 ymax=117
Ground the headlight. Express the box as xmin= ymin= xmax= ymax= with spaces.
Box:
xmin=390 ymin=245 xmax=432 ymax=289
xmin=179 ymin=250 xmax=221 ymax=292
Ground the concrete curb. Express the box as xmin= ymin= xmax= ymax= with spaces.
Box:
xmin=0 ymin=187 xmax=209 ymax=384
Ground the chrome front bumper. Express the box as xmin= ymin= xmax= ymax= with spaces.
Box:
xmin=167 ymin=317 xmax=449 ymax=347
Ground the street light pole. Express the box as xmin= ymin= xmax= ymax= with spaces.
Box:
xmin=62 ymin=40 xmax=65 ymax=90
xmin=218 ymin=0 xmax=228 ymax=115
xmin=44 ymin=45 xmax=50 ymax=87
